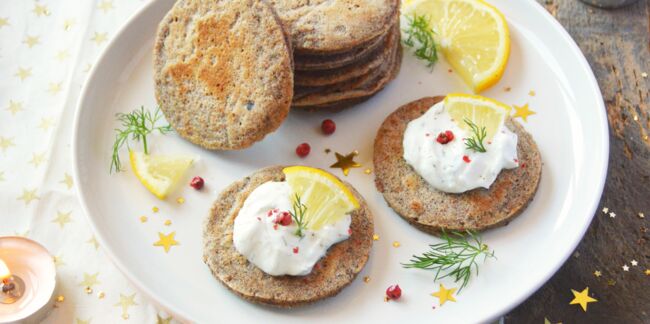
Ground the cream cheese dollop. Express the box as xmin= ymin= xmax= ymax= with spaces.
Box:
xmin=403 ymin=101 xmax=519 ymax=193
xmin=233 ymin=181 xmax=351 ymax=276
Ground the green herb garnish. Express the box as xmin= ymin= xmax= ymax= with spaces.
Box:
xmin=290 ymin=194 xmax=309 ymax=237
xmin=110 ymin=106 xmax=172 ymax=173
xmin=463 ymin=118 xmax=488 ymax=153
xmin=403 ymin=230 xmax=495 ymax=290
xmin=403 ymin=14 xmax=439 ymax=67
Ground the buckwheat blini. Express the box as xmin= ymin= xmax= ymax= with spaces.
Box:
xmin=154 ymin=0 xmax=293 ymax=150
xmin=374 ymin=96 xmax=542 ymax=233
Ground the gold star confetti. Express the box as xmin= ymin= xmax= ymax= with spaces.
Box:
xmin=63 ymin=18 xmax=75 ymax=31
xmin=593 ymin=270 xmax=601 ymax=277
xmin=607 ymin=279 xmax=616 ymax=286
xmin=330 ymin=151 xmax=362 ymax=176
xmin=513 ymin=103 xmax=536 ymax=122
xmin=363 ymin=276 xmax=370 ymax=283
xmin=76 ymin=318 xmax=91 ymax=324
xmin=29 ymin=152 xmax=47 ymax=168
xmin=164 ymin=220 xmax=172 ymax=226
xmin=114 ymin=293 xmax=138 ymax=319
xmin=645 ymin=269 xmax=650 ymax=276
xmin=39 ymin=117 xmax=55 ymax=131
xmin=23 ymin=35 xmax=40 ymax=48
xmin=157 ymin=314 xmax=173 ymax=324
xmin=0 ymin=17 xmax=8 ymax=28
xmin=631 ymin=260 xmax=638 ymax=266
xmin=18 ymin=188 xmax=39 ymax=205
xmin=373 ymin=234 xmax=379 ymax=241
xmin=79 ymin=272 xmax=101 ymax=288
xmin=52 ymin=211 xmax=72 ymax=228
xmin=622 ymin=264 xmax=629 ymax=271
xmin=91 ymin=32 xmax=108 ymax=45
xmin=152 ymin=206 xmax=159 ymax=213
xmin=6 ymin=100 xmax=23 ymax=115
xmin=528 ymin=90 xmax=536 ymax=96
xmin=642 ymin=72 xmax=648 ymax=78
xmin=48 ymin=82 xmax=63 ymax=95
xmin=392 ymin=241 xmax=401 ymax=248
xmin=60 ymin=173 xmax=73 ymax=189
xmin=638 ymin=212 xmax=645 ymax=219
xmin=431 ymin=284 xmax=457 ymax=306
xmin=364 ymin=168 xmax=372 ymax=174
xmin=87 ymin=236 xmax=100 ymax=250
xmin=98 ymin=1 xmax=115 ymax=13
xmin=569 ymin=287 xmax=597 ymax=311
xmin=53 ymin=255 xmax=65 ymax=267
xmin=0 ymin=136 xmax=15 ymax=152
xmin=97 ymin=291 xmax=105 ymax=299
xmin=602 ymin=207 xmax=609 ymax=214
xmin=33 ymin=3 xmax=50 ymax=16
xmin=15 ymin=67 xmax=32 ymax=81
xmin=609 ymin=212 xmax=616 ymax=218
xmin=56 ymin=295 xmax=65 ymax=302
xmin=140 ymin=216 xmax=148 ymax=223
xmin=176 ymin=197 xmax=185 ymax=204
xmin=154 ymin=232 xmax=180 ymax=253
xmin=55 ymin=50 xmax=70 ymax=61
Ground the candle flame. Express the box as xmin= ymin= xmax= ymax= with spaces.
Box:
xmin=0 ymin=259 xmax=10 ymax=281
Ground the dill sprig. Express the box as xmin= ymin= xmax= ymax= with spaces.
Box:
xmin=403 ymin=14 xmax=439 ymax=67
xmin=290 ymin=194 xmax=309 ymax=237
xmin=402 ymin=230 xmax=495 ymax=290
xmin=463 ymin=118 xmax=488 ymax=153
xmin=110 ymin=106 xmax=172 ymax=173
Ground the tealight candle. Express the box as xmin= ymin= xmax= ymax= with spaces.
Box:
xmin=0 ymin=237 xmax=56 ymax=324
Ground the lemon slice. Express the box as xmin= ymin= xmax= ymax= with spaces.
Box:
xmin=403 ymin=0 xmax=510 ymax=92
xmin=445 ymin=93 xmax=511 ymax=141
xmin=283 ymin=166 xmax=360 ymax=231
xmin=129 ymin=150 xmax=193 ymax=199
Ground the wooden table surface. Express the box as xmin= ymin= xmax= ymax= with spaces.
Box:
xmin=505 ymin=0 xmax=650 ymax=323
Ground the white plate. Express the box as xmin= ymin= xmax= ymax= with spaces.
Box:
xmin=72 ymin=1 xmax=608 ymax=323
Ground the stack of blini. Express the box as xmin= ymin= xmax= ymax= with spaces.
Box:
xmin=269 ymin=0 xmax=402 ymax=110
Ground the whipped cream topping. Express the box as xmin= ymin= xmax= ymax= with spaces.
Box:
xmin=403 ymin=101 xmax=519 ymax=193
xmin=233 ymin=181 xmax=351 ymax=276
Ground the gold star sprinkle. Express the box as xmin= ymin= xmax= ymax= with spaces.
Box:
xmin=513 ymin=103 xmax=536 ymax=122
xmin=593 ymin=270 xmax=601 ymax=277
xmin=157 ymin=314 xmax=173 ymax=324
xmin=63 ymin=19 xmax=75 ymax=31
xmin=602 ymin=207 xmax=609 ymax=214
xmin=33 ymin=4 xmax=50 ymax=16
xmin=609 ymin=212 xmax=616 ymax=218
xmin=363 ymin=276 xmax=370 ymax=283
xmin=373 ymin=234 xmax=379 ymax=241
xmin=330 ymin=151 xmax=362 ymax=176
xmin=115 ymin=293 xmax=137 ymax=319
xmin=176 ymin=197 xmax=185 ymax=204
xmin=56 ymin=295 xmax=65 ymax=302
xmin=23 ymin=35 xmax=40 ymax=48
xmin=98 ymin=291 xmax=105 ymax=299
xmin=87 ymin=236 xmax=100 ymax=250
xmin=85 ymin=286 xmax=93 ymax=294
xmin=164 ymin=220 xmax=172 ymax=226
xmin=29 ymin=152 xmax=47 ymax=167
xmin=431 ymin=284 xmax=457 ymax=306
xmin=154 ymin=232 xmax=180 ymax=253
xmin=622 ymin=264 xmax=629 ymax=271
xmin=642 ymin=72 xmax=648 ymax=78
xmin=48 ymin=82 xmax=63 ymax=95
xmin=569 ymin=287 xmax=597 ymax=311
xmin=152 ymin=206 xmax=159 ymax=213
xmin=98 ymin=1 xmax=115 ymax=13
xmin=91 ymin=32 xmax=108 ymax=45
xmin=528 ymin=90 xmax=536 ymax=96
xmin=631 ymin=260 xmax=638 ymax=266
xmin=53 ymin=255 xmax=65 ymax=267
xmin=6 ymin=100 xmax=23 ymax=115
xmin=79 ymin=272 xmax=101 ymax=288
xmin=392 ymin=241 xmax=400 ymax=248
xmin=645 ymin=269 xmax=650 ymax=276
xmin=15 ymin=67 xmax=32 ymax=81
xmin=0 ymin=17 xmax=8 ymax=28
xmin=140 ymin=216 xmax=148 ymax=223
xmin=364 ymin=168 xmax=372 ymax=175
xmin=639 ymin=212 xmax=645 ymax=219
xmin=18 ymin=188 xmax=39 ymax=205
xmin=60 ymin=173 xmax=73 ymax=189
xmin=607 ymin=279 xmax=616 ymax=286
xmin=55 ymin=50 xmax=70 ymax=61
xmin=0 ymin=136 xmax=15 ymax=152
xmin=52 ymin=211 xmax=72 ymax=228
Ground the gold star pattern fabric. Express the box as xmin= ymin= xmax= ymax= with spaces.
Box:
xmin=431 ymin=284 xmax=457 ymax=306
xmin=154 ymin=232 xmax=180 ymax=253
xmin=330 ymin=151 xmax=362 ymax=176
xmin=569 ymin=287 xmax=597 ymax=311
xmin=513 ymin=103 xmax=536 ymax=122
xmin=0 ymin=1 xmax=160 ymax=322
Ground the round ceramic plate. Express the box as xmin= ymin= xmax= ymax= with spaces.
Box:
xmin=72 ymin=0 xmax=608 ymax=322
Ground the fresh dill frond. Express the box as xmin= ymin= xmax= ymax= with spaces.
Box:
xmin=403 ymin=14 xmax=439 ymax=67
xmin=403 ymin=230 xmax=495 ymax=290
xmin=290 ymin=194 xmax=309 ymax=237
xmin=463 ymin=118 xmax=488 ymax=153
xmin=110 ymin=106 xmax=172 ymax=173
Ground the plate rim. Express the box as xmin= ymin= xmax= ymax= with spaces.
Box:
xmin=71 ymin=0 xmax=610 ymax=322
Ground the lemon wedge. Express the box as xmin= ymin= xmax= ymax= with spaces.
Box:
xmin=129 ymin=150 xmax=193 ymax=199
xmin=403 ymin=0 xmax=510 ymax=92
xmin=283 ymin=166 xmax=360 ymax=231
xmin=445 ymin=93 xmax=511 ymax=141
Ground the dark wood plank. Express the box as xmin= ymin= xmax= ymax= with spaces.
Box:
xmin=506 ymin=0 xmax=650 ymax=323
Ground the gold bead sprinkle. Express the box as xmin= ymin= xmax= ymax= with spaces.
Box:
xmin=363 ymin=276 xmax=370 ymax=283
xmin=176 ymin=197 xmax=185 ymax=204
xmin=372 ymin=234 xmax=380 ymax=241
xmin=85 ymin=286 xmax=93 ymax=294
xmin=364 ymin=168 xmax=372 ymax=175
xmin=164 ymin=220 xmax=172 ymax=226
xmin=152 ymin=206 xmax=159 ymax=213
xmin=56 ymin=295 xmax=65 ymax=302
xmin=392 ymin=241 xmax=401 ymax=248
xmin=97 ymin=291 xmax=105 ymax=299
xmin=139 ymin=216 xmax=148 ymax=223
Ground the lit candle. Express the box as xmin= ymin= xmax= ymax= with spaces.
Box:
xmin=0 ymin=237 xmax=56 ymax=324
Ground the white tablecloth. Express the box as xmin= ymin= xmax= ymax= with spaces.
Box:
xmin=1 ymin=1 xmax=177 ymax=323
